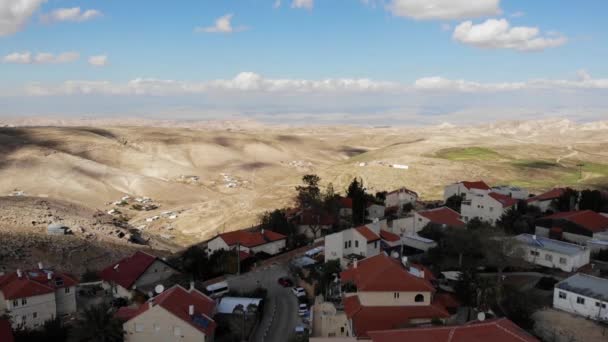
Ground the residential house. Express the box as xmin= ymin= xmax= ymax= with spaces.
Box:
xmin=338 ymin=197 xmax=353 ymax=219
xmin=515 ymin=234 xmax=590 ymax=272
xmin=367 ymin=318 xmax=539 ymax=342
xmin=526 ymin=188 xmax=565 ymax=212
xmin=384 ymin=188 xmax=418 ymax=210
xmin=0 ymin=266 xmax=77 ymax=330
xmin=294 ymin=210 xmax=336 ymax=238
xmin=461 ymin=192 xmax=518 ymax=224
xmin=324 ymin=225 xmax=381 ymax=267
xmin=392 ymin=207 xmax=466 ymax=237
xmin=0 ymin=319 xmax=14 ymax=342
xmin=535 ymin=210 xmax=608 ymax=244
xmin=206 ymin=229 xmax=287 ymax=260
xmin=118 ymin=285 xmax=216 ymax=342
xmin=379 ymin=230 xmax=401 ymax=249
xmin=491 ymin=185 xmax=530 ymax=200
xmin=312 ymin=301 xmax=351 ymax=338
xmin=366 ymin=203 xmax=386 ymax=221
xmin=339 ymin=254 xmax=450 ymax=337
xmin=100 ymin=251 xmax=181 ymax=299
xmin=443 ymin=180 xmax=491 ymax=202
xmin=553 ymin=273 xmax=608 ymax=322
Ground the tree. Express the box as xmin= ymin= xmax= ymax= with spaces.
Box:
xmin=69 ymin=304 xmax=123 ymax=342
xmin=552 ymin=188 xmax=579 ymax=212
xmin=176 ymin=245 xmax=212 ymax=281
xmin=445 ymin=194 xmax=463 ymax=213
xmin=579 ymin=189 xmax=603 ymax=211
xmin=295 ymin=174 xmax=322 ymax=209
xmin=317 ymin=259 xmax=341 ymax=297
xmin=14 ymin=317 xmax=70 ymax=342
xmin=347 ymin=178 xmax=367 ymax=225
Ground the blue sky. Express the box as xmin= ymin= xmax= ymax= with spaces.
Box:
xmin=1 ymin=0 xmax=608 ymax=124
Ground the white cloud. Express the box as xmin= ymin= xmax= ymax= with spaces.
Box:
xmin=387 ymin=0 xmax=501 ymax=20
xmin=19 ymin=71 xmax=608 ymax=97
xmin=453 ymin=19 xmax=567 ymax=52
xmin=88 ymin=55 xmax=108 ymax=67
xmin=3 ymin=51 xmax=79 ymax=64
xmin=195 ymin=13 xmax=248 ymax=33
xmin=292 ymin=0 xmax=314 ymax=10
xmin=510 ymin=11 xmax=525 ymax=18
xmin=273 ymin=0 xmax=282 ymax=9
xmin=40 ymin=7 xmax=102 ymax=23
xmin=0 ymin=0 xmax=46 ymax=36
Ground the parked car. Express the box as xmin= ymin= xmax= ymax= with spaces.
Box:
xmin=292 ymin=287 xmax=306 ymax=298
xmin=298 ymin=303 xmax=308 ymax=316
xmin=278 ymin=277 xmax=294 ymax=287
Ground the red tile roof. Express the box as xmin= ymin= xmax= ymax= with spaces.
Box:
xmin=355 ymin=226 xmax=381 ymax=242
xmin=544 ymin=210 xmax=608 ymax=233
xmin=344 ymin=295 xmax=450 ymax=337
xmin=218 ymin=229 xmax=287 ymax=248
xmin=387 ymin=187 xmax=419 ymax=197
xmin=340 ymin=254 xmax=435 ymax=292
xmin=339 ymin=197 xmax=353 ymax=209
xmin=120 ymin=285 xmax=216 ymax=336
xmin=417 ymin=207 xmax=465 ymax=228
xmin=489 ymin=192 xmax=518 ymax=208
xmin=298 ymin=210 xmax=336 ymax=226
xmin=0 ymin=269 xmax=78 ymax=300
xmin=99 ymin=251 xmax=158 ymax=290
xmin=462 ymin=181 xmax=491 ymax=191
xmin=368 ymin=318 xmax=539 ymax=342
xmin=527 ymin=188 xmax=565 ymax=202
xmin=0 ymin=319 xmax=13 ymax=342
xmin=380 ymin=230 xmax=400 ymax=242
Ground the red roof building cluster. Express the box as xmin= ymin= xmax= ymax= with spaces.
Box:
xmin=387 ymin=187 xmax=419 ymax=197
xmin=526 ymin=188 xmax=565 ymax=203
xmin=418 ymin=207 xmax=466 ymax=228
xmin=99 ymin=251 xmax=161 ymax=290
xmin=368 ymin=318 xmax=539 ymax=342
xmin=354 ymin=226 xmax=381 ymax=242
xmin=543 ymin=210 xmax=608 ymax=233
xmin=218 ymin=229 xmax=287 ymax=248
xmin=117 ymin=285 xmax=217 ymax=336
xmin=379 ymin=230 xmax=400 ymax=242
xmin=0 ymin=268 xmax=78 ymax=300
xmin=462 ymin=181 xmax=491 ymax=191
xmin=489 ymin=192 xmax=519 ymax=208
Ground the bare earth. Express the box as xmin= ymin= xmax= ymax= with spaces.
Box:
xmin=1 ymin=119 xmax=607 ymax=264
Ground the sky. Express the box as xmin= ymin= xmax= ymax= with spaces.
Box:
xmin=1 ymin=0 xmax=608 ymax=125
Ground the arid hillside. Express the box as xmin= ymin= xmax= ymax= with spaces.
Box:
xmin=1 ymin=119 xmax=607 ymax=250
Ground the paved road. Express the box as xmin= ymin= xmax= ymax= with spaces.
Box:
xmin=226 ymin=263 xmax=301 ymax=342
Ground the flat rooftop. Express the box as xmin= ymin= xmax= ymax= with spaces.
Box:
xmin=516 ymin=234 xmax=587 ymax=256
xmin=556 ymin=273 xmax=608 ymax=301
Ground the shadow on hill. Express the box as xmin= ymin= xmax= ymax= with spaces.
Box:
xmin=341 ymin=146 xmax=368 ymax=157
xmin=0 ymin=127 xmax=118 ymax=170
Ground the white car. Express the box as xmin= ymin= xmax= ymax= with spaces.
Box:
xmin=292 ymin=287 xmax=306 ymax=298
xmin=298 ymin=303 xmax=308 ymax=316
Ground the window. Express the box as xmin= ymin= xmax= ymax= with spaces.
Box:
xmin=33 ymin=312 xmax=37 ymax=319
xmin=530 ymin=250 xmax=539 ymax=256
xmin=344 ymin=242 xmax=347 ymax=249
xmin=173 ymin=326 xmax=182 ymax=337
xmin=135 ymin=323 xmax=144 ymax=332
xmin=153 ymin=324 xmax=160 ymax=333
xmin=489 ymin=207 xmax=494 ymax=212
xmin=340 ymin=327 xmax=345 ymax=334
xmin=21 ymin=298 xmax=27 ymax=305
xmin=559 ymin=291 xmax=567 ymax=299
xmin=22 ymin=315 xmax=26 ymax=322
xmin=374 ymin=241 xmax=377 ymax=248
xmin=545 ymin=254 xmax=553 ymax=262
xmin=348 ymin=241 xmax=352 ymax=248
xmin=596 ymin=302 xmax=601 ymax=307
xmin=355 ymin=240 xmax=359 ymax=248
xmin=65 ymin=287 xmax=70 ymax=294
xmin=415 ymin=294 xmax=425 ymax=302
xmin=559 ymin=257 xmax=567 ymax=264
xmin=393 ymin=292 xmax=400 ymax=299
xmin=12 ymin=300 xmax=18 ymax=307
xmin=577 ymin=297 xmax=585 ymax=305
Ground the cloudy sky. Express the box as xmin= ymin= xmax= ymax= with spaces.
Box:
xmin=1 ymin=0 xmax=607 ymax=124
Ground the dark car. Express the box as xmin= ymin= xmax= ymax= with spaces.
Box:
xmin=278 ymin=277 xmax=294 ymax=287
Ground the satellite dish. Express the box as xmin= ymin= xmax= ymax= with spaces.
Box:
xmin=155 ymin=285 xmax=165 ymax=294
xmin=477 ymin=312 xmax=486 ymax=322
xmin=391 ymin=251 xmax=400 ymax=259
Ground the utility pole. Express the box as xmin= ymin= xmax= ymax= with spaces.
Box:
xmin=577 ymin=163 xmax=584 ymax=179
xmin=236 ymin=242 xmax=241 ymax=275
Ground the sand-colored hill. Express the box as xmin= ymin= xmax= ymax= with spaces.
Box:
xmin=1 ymin=120 xmax=607 ymax=251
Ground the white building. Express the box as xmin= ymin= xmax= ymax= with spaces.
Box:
xmin=461 ymin=192 xmax=518 ymax=224
xmin=491 ymin=185 xmax=529 ymax=200
xmin=324 ymin=225 xmax=381 ymax=267
xmin=118 ymin=285 xmax=216 ymax=342
xmin=526 ymin=188 xmax=565 ymax=212
xmin=206 ymin=229 xmax=287 ymax=259
xmin=385 ymin=188 xmax=418 ymax=209
xmin=554 ymin=273 xmax=608 ymax=322
xmin=535 ymin=210 xmax=608 ymax=245
xmin=366 ymin=203 xmax=386 ymax=221
xmin=390 ymin=207 xmax=465 ymax=237
xmin=443 ymin=180 xmax=490 ymax=202
xmin=100 ymin=251 xmax=181 ymax=299
xmin=514 ymin=234 xmax=590 ymax=272
xmin=0 ymin=267 xmax=78 ymax=330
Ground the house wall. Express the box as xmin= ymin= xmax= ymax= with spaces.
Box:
xmin=250 ymin=239 xmax=286 ymax=255
xmin=324 ymin=229 xmax=380 ymax=267
xmin=3 ymin=292 xmax=56 ymax=330
xmin=123 ymin=305 xmax=209 ymax=342
xmin=366 ymin=205 xmax=385 ymax=220
xmin=385 ymin=192 xmax=417 ymax=208
xmin=366 ymin=240 xmax=380 ymax=257
xmin=317 ymin=309 xmax=351 ymax=338
xmin=324 ymin=232 xmax=345 ymax=264
xmin=134 ymin=260 xmax=180 ymax=291
xmin=444 ymin=183 xmax=489 ymax=202
xmin=102 ymin=281 xmax=132 ymax=299
xmin=460 ymin=194 xmax=506 ymax=224
xmin=535 ymin=226 xmax=595 ymax=245
xmin=354 ymin=291 xmax=432 ymax=307
xmin=553 ymin=288 xmax=608 ymax=321
xmin=528 ymin=200 xmax=552 ymax=213
xmin=207 ymin=237 xmax=230 ymax=255
xmin=520 ymin=246 xmax=590 ymax=272
xmin=55 ymin=286 xmax=77 ymax=315
xmin=412 ymin=213 xmax=431 ymax=232
xmin=390 ymin=216 xmax=415 ymax=236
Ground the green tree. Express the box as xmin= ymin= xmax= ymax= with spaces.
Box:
xmin=579 ymin=189 xmax=603 ymax=211
xmin=69 ymin=304 xmax=123 ymax=342
xmin=14 ymin=317 xmax=70 ymax=342
xmin=551 ymin=188 xmax=579 ymax=212
xmin=176 ymin=245 xmax=212 ymax=281
xmin=317 ymin=259 xmax=341 ymax=297
xmin=295 ymin=174 xmax=322 ymax=209
xmin=445 ymin=194 xmax=463 ymax=213
xmin=347 ymin=178 xmax=367 ymax=225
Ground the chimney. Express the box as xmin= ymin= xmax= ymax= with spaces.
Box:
xmin=16 ymin=269 xmax=22 ymax=278
xmin=401 ymin=256 xmax=409 ymax=267
xmin=38 ymin=262 xmax=44 ymax=270
xmin=47 ymin=272 xmax=53 ymax=280
xmin=189 ymin=281 xmax=195 ymax=291
xmin=189 ymin=305 xmax=194 ymax=316
xmin=353 ymin=259 xmax=358 ymax=269
xmin=261 ymin=228 xmax=265 ymax=235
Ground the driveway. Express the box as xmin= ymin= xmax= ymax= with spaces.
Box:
xmin=226 ymin=263 xmax=302 ymax=342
